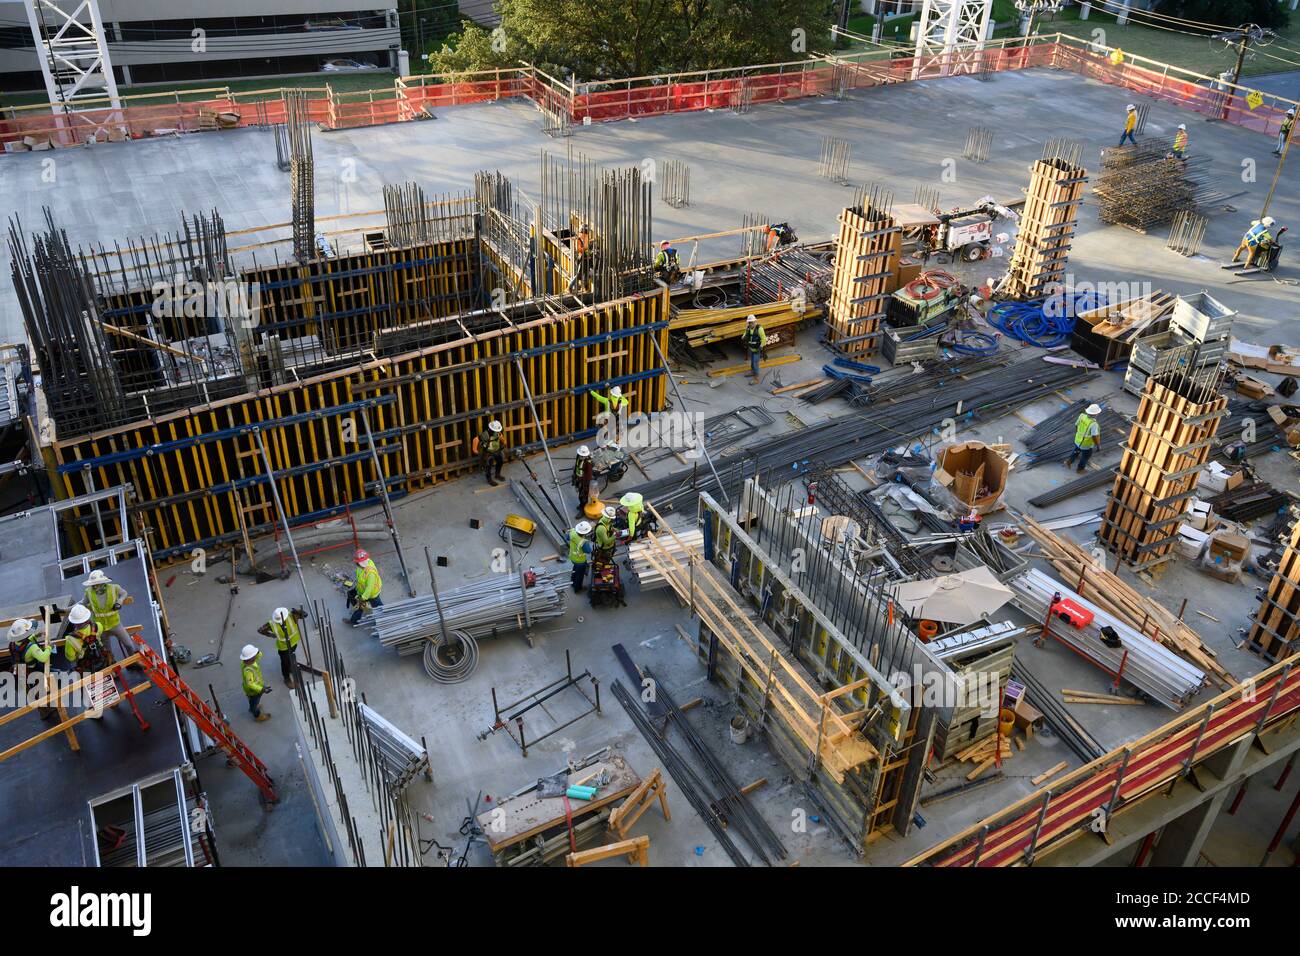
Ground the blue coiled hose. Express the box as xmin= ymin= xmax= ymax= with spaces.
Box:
xmin=987 ymin=290 xmax=1107 ymax=348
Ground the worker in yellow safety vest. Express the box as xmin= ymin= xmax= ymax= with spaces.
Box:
xmin=619 ymin=492 xmax=645 ymax=539
xmin=1172 ymin=124 xmax=1188 ymax=160
xmin=83 ymin=569 xmax=132 ymax=661
xmin=590 ymin=385 xmax=630 ymax=445
xmin=742 ymin=314 xmax=768 ymax=380
xmin=1119 ymin=103 xmax=1137 ymax=146
xmin=572 ymin=445 xmax=594 ymax=517
xmin=258 ymin=606 xmax=306 ymax=688
xmin=1233 ymin=218 xmax=1276 ymax=267
xmin=568 ymin=521 xmax=594 ymax=593
xmin=472 ymin=419 xmax=506 ymax=486
xmin=240 ymin=644 xmax=271 ymax=721
xmin=348 ymin=549 xmax=383 ymax=626
xmin=594 ymin=506 xmax=618 ymax=559
xmin=1065 ymin=403 xmax=1103 ymax=474
xmin=1276 ymin=108 xmax=1295 ymax=156
xmin=62 ymin=603 xmax=109 ymax=672
xmin=8 ymin=618 xmax=55 ymax=719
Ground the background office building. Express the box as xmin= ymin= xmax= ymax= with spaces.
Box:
xmin=0 ymin=1 xmax=401 ymax=91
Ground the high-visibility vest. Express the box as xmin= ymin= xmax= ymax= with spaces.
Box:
xmin=568 ymin=528 xmax=590 ymax=565
xmin=591 ymin=390 xmax=629 ymax=414
xmin=21 ymin=637 xmax=50 ymax=666
xmin=86 ymin=583 xmax=124 ymax=630
xmin=1173 ymin=129 xmax=1188 ymax=151
xmin=1124 ymin=111 xmax=1136 ymax=132
xmin=595 ymin=518 xmax=616 ymax=549
xmin=479 ymin=430 xmax=502 ymax=455
xmin=572 ymin=456 xmax=589 ymax=484
xmin=242 ymin=658 xmax=264 ymax=697
xmin=1074 ymin=414 xmax=1099 ymax=448
xmin=269 ymin=617 xmax=300 ymax=652
xmin=65 ymin=624 xmax=96 ymax=663
xmin=354 ymin=560 xmax=383 ymax=602
xmin=1246 ymin=223 xmax=1272 ymax=248
xmin=1282 ymin=117 xmax=1295 ymax=137
xmin=742 ymin=325 xmax=766 ymax=353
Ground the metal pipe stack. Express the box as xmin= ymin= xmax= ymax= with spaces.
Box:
xmin=1009 ymin=568 xmax=1206 ymax=710
xmin=368 ymin=568 xmax=566 ymax=654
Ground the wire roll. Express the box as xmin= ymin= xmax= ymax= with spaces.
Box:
xmin=422 ymin=629 xmax=480 ymax=683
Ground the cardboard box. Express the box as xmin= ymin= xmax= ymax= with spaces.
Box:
xmin=935 ymin=441 xmax=1009 ymax=516
xmin=1176 ymin=524 xmax=1210 ymax=560
xmin=1268 ymin=405 xmax=1291 ymax=426
xmin=1235 ymin=375 xmax=1274 ymax=399
xmin=1199 ymin=461 xmax=1232 ymax=495
xmin=1012 ymin=698 xmax=1044 ymax=731
xmin=1207 ymin=529 xmax=1250 ymax=564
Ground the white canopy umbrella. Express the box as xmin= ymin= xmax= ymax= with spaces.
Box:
xmin=894 ymin=565 xmax=1013 ymax=625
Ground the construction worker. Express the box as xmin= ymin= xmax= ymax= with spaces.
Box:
xmin=1234 ymin=217 xmax=1276 ymax=267
xmin=1119 ymin=103 xmax=1137 ymax=146
xmin=568 ymin=521 xmax=594 ymax=593
xmin=1172 ymin=124 xmax=1188 ymax=160
xmin=572 ymin=445 xmax=594 ymax=516
xmin=594 ymin=505 xmax=618 ymax=559
xmin=83 ymin=569 xmax=131 ymax=661
xmin=62 ymin=604 xmax=102 ymax=672
xmin=569 ymin=225 xmax=593 ymax=290
xmin=764 ymin=222 xmax=796 ymax=252
xmin=258 ymin=606 xmax=306 ymax=688
xmin=348 ymin=549 xmax=383 ymax=626
xmin=8 ymin=619 xmax=54 ymax=719
xmin=590 ymin=385 xmax=630 ymax=445
xmin=1276 ymin=108 xmax=1295 ymax=156
xmin=1065 ymin=403 xmax=1103 ymax=473
xmin=653 ymin=241 xmax=680 ymax=281
xmin=619 ymin=491 xmax=645 ymax=540
xmin=472 ymin=419 xmax=506 ymax=486
xmin=742 ymin=314 xmax=767 ymax=380
xmin=240 ymin=644 xmax=271 ymax=721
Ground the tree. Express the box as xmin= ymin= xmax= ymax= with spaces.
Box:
xmin=1151 ymin=1 xmax=1289 ymax=31
xmin=429 ymin=0 xmax=836 ymax=79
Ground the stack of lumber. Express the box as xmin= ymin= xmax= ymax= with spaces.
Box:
xmin=1098 ymin=371 xmax=1226 ymax=570
xmin=1070 ymin=290 xmax=1175 ymax=369
xmin=954 ymin=733 xmax=1015 ymax=781
xmin=669 ymin=300 xmax=808 ymax=348
xmin=1020 ymin=513 xmax=1235 ymax=688
xmin=1004 ymin=156 xmax=1087 ymax=300
xmin=1061 ymin=689 xmax=1144 ymax=706
xmin=627 ymin=528 xmax=704 ymax=589
xmin=1245 ymin=512 xmax=1300 ymax=661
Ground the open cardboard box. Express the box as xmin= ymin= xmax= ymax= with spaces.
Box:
xmin=935 ymin=441 xmax=1008 ymax=515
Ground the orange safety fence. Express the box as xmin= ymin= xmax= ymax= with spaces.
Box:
xmin=3 ymin=36 xmax=1295 ymax=155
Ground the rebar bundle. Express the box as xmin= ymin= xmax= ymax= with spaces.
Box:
xmin=284 ymin=90 xmax=315 ymax=262
xmin=731 ymin=75 xmax=754 ymax=114
xmin=8 ymin=209 xmax=128 ymax=433
xmin=744 ymin=245 xmax=834 ymax=307
xmin=739 ymin=211 xmax=770 ymax=257
xmin=1022 ymin=397 xmax=1127 ymax=468
xmin=963 ymin=126 xmax=992 ymax=163
xmin=1042 ymin=137 xmax=1084 ymax=168
xmin=818 ymin=136 xmax=852 ymax=185
xmin=272 ymin=123 xmax=290 ymax=172
xmin=1095 ymin=140 xmax=1213 ymax=232
xmin=914 ymin=184 xmax=941 ymax=214
xmin=383 ymin=181 xmax=449 ymax=247
xmin=1166 ymin=208 xmax=1208 ymax=256
xmin=661 ymin=159 xmax=690 ymax=208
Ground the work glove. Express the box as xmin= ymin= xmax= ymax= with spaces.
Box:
xmin=112 ymin=602 xmax=122 ymax=610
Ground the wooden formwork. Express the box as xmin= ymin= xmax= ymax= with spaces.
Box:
xmin=826 ymin=204 xmax=898 ymax=356
xmin=1097 ymin=376 xmax=1226 ymax=567
xmin=48 ymin=289 xmax=669 ymax=562
xmin=1004 ymin=157 xmax=1087 ymax=300
xmin=1246 ymin=513 xmax=1300 ymax=661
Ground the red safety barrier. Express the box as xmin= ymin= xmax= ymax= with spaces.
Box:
xmin=906 ymin=654 xmax=1300 ymax=867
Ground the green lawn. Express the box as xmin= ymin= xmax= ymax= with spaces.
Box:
xmin=1 ymin=69 xmax=400 ymax=110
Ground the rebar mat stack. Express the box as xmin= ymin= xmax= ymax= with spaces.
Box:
xmin=1095 ymin=141 xmax=1220 ymax=233
xmin=368 ymin=569 xmax=566 ymax=654
xmin=634 ymin=357 xmax=1096 ymax=514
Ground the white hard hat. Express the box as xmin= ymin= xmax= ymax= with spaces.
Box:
xmin=7 ymin=618 xmax=34 ymax=641
xmin=240 ymin=644 xmax=260 ymax=662
xmin=1177 ymin=124 xmax=1186 ymax=130
xmin=488 ymin=420 xmax=503 ymax=433
xmin=67 ymin=604 xmax=92 ymax=626
xmin=610 ymin=386 xmax=622 ymax=399
xmin=84 ymin=569 xmax=112 ymax=587
xmin=1263 ymin=217 xmax=1276 ymax=226
xmin=273 ymin=607 xmax=291 ymax=625
xmin=576 ymin=521 xmax=593 ymax=535
xmin=1086 ymin=403 xmax=1102 ymax=416
xmin=746 ymin=314 xmax=757 ymax=323
xmin=603 ymin=505 xmax=617 ymax=519
xmin=1289 ymin=108 xmax=1296 ymax=115
xmin=577 ymin=445 xmax=590 ymax=457
xmin=1126 ymin=103 xmax=1135 ymax=110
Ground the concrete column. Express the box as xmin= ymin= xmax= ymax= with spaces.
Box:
xmin=1079 ymin=3 xmax=1090 ymax=20
xmin=1116 ymin=1 xmax=1130 ymax=25
xmin=1149 ymin=789 xmax=1229 ymax=867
